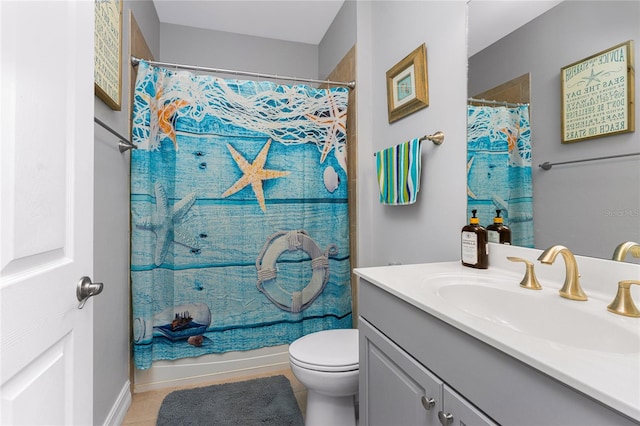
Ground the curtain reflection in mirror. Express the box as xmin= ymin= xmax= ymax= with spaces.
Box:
xmin=467 ymin=105 xmax=534 ymax=247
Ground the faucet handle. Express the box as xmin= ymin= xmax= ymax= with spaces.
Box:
xmin=507 ymin=256 xmax=542 ymax=290
xmin=607 ymin=280 xmax=640 ymax=317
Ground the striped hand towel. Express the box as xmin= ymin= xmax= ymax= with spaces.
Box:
xmin=376 ymin=138 xmax=422 ymax=205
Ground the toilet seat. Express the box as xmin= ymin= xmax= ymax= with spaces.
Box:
xmin=289 ymin=329 xmax=358 ymax=372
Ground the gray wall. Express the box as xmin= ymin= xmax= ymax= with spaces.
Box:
xmin=468 ymin=1 xmax=640 ymax=259
xmin=356 ymin=1 xmax=468 ymax=267
xmin=93 ymin=1 xmax=159 ymax=424
xmin=160 ymin=23 xmax=318 ymax=80
xmin=318 ymin=0 xmax=357 ymax=80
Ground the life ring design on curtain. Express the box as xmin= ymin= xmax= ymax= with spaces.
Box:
xmin=256 ymin=230 xmax=338 ymax=313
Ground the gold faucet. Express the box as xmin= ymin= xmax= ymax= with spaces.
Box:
xmin=607 ymin=280 xmax=640 ymax=317
xmin=612 ymin=241 xmax=640 ymax=262
xmin=537 ymin=245 xmax=588 ymax=301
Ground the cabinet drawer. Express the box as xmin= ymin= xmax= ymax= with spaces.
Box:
xmin=440 ymin=384 xmax=497 ymax=426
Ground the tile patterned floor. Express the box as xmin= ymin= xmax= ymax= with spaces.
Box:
xmin=121 ymin=368 xmax=307 ymax=425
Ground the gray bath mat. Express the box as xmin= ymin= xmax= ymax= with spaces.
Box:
xmin=156 ymin=375 xmax=304 ymax=426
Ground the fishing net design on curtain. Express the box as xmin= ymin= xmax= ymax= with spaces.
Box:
xmin=130 ymin=61 xmax=352 ymax=370
xmin=467 ymin=105 xmax=534 ymax=247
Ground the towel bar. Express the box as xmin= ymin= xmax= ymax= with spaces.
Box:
xmin=373 ymin=131 xmax=444 ymax=156
xmin=94 ymin=117 xmax=137 ymax=153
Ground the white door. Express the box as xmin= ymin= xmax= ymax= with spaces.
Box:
xmin=1 ymin=1 xmax=95 ymax=424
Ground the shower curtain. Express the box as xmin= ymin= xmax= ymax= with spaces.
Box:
xmin=467 ymin=105 xmax=534 ymax=247
xmin=130 ymin=61 xmax=352 ymax=370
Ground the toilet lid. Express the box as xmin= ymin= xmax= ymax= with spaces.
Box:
xmin=289 ymin=329 xmax=358 ymax=372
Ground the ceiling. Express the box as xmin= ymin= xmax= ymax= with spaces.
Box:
xmin=152 ymin=0 xmax=563 ymax=53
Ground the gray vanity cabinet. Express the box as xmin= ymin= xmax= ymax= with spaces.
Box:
xmin=357 ymin=278 xmax=639 ymax=426
xmin=361 ymin=317 xmax=496 ymax=426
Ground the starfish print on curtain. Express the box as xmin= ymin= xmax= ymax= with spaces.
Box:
xmin=306 ymin=92 xmax=347 ymax=164
xmin=466 ymin=157 xmax=477 ymax=198
xmin=222 ymin=139 xmax=290 ymax=212
xmin=135 ymin=182 xmax=199 ymax=266
xmin=150 ymin=87 xmax=189 ymax=150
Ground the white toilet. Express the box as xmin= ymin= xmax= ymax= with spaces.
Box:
xmin=289 ymin=328 xmax=359 ymax=426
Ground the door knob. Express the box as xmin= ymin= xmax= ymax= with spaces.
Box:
xmin=77 ymin=276 xmax=103 ymax=309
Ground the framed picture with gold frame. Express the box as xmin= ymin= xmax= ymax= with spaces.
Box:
xmin=386 ymin=43 xmax=429 ymax=123
xmin=560 ymin=40 xmax=635 ymax=143
xmin=95 ymin=0 xmax=123 ymax=111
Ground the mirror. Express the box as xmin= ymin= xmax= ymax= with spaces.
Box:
xmin=467 ymin=0 xmax=640 ymax=261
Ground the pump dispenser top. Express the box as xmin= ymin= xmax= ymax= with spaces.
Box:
xmin=470 ymin=211 xmax=480 ymax=224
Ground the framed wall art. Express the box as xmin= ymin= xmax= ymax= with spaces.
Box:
xmin=561 ymin=40 xmax=635 ymax=143
xmin=95 ymin=0 xmax=123 ymax=111
xmin=386 ymin=43 xmax=429 ymax=123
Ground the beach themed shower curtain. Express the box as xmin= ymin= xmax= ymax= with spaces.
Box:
xmin=467 ymin=105 xmax=534 ymax=247
xmin=130 ymin=61 xmax=352 ymax=369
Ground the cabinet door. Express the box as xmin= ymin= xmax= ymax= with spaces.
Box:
xmin=360 ymin=319 xmax=442 ymax=426
xmin=438 ymin=384 xmax=497 ymax=426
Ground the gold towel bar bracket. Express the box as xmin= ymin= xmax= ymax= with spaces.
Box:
xmin=420 ymin=131 xmax=445 ymax=145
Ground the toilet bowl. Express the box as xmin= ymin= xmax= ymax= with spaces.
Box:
xmin=289 ymin=328 xmax=359 ymax=426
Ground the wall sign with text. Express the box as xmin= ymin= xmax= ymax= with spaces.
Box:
xmin=561 ymin=40 xmax=635 ymax=143
xmin=95 ymin=0 xmax=122 ymax=111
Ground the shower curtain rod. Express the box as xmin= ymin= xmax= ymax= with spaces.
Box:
xmin=131 ymin=56 xmax=356 ymax=89
xmin=468 ymin=97 xmax=527 ymax=107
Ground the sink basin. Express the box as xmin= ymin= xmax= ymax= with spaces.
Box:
xmin=427 ymin=276 xmax=639 ymax=354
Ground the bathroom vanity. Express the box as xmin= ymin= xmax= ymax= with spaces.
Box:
xmin=355 ymin=245 xmax=640 ymax=426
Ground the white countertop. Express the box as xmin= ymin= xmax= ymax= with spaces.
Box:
xmin=354 ymin=246 xmax=640 ymax=421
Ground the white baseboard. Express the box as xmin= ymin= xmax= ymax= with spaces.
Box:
xmin=133 ymin=345 xmax=290 ymax=393
xmin=103 ymin=380 xmax=131 ymax=426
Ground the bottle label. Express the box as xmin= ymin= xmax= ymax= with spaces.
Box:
xmin=488 ymin=230 xmax=499 ymax=243
xmin=461 ymin=231 xmax=478 ymax=264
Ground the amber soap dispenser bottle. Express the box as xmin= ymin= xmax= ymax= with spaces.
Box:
xmin=461 ymin=209 xmax=488 ymax=269
xmin=487 ymin=209 xmax=511 ymax=245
